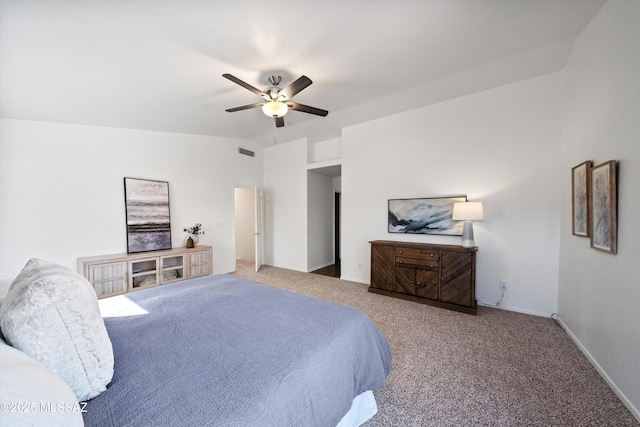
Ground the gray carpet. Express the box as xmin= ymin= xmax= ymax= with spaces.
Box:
xmin=232 ymin=260 xmax=638 ymax=427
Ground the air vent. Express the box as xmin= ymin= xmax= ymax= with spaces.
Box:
xmin=238 ymin=148 xmax=255 ymax=157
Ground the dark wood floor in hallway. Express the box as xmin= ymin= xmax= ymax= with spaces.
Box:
xmin=310 ymin=262 xmax=340 ymax=278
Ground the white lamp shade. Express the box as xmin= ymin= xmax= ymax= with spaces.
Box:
xmin=452 ymin=202 xmax=484 ymax=221
xmin=262 ymin=101 xmax=288 ymax=118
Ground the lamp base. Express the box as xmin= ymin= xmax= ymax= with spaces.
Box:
xmin=460 ymin=221 xmax=475 ymax=248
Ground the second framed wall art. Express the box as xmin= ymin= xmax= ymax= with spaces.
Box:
xmin=571 ymin=160 xmax=618 ymax=254
xmin=590 ymin=160 xmax=617 ymax=254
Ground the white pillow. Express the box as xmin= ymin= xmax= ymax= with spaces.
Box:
xmin=0 ymin=339 xmax=84 ymax=427
xmin=0 ymin=258 xmax=114 ymax=401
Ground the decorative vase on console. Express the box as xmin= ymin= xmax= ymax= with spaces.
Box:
xmin=183 ymin=223 xmax=205 ymax=249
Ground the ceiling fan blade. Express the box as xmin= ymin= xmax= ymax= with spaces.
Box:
xmin=275 ymin=116 xmax=285 ymax=128
xmin=222 ymin=74 xmax=264 ymax=97
xmin=288 ymin=102 xmax=329 ymax=117
xmin=225 ymin=103 xmax=263 ymax=113
xmin=279 ymin=76 xmax=312 ymax=100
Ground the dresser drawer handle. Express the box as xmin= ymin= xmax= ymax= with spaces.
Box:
xmin=443 ymin=275 xmax=448 ymax=279
xmin=430 ymin=253 xmax=434 ymax=257
xmin=399 ymin=261 xmax=403 ymax=264
xmin=430 ymin=264 xmax=434 ymax=268
xmin=399 ymin=250 xmax=403 ymax=254
xmin=417 ymin=281 xmax=421 ymax=285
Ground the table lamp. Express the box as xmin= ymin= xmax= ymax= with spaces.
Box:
xmin=452 ymin=201 xmax=484 ymax=248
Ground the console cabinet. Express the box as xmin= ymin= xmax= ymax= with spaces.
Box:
xmin=78 ymin=245 xmax=213 ymax=298
xmin=369 ymin=240 xmax=477 ymax=314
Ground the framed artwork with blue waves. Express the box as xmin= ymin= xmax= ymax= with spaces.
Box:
xmin=124 ymin=177 xmax=172 ymax=253
xmin=388 ymin=196 xmax=466 ymax=235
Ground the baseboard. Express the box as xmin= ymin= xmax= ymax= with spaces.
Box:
xmin=337 ymin=275 xmax=365 ymax=284
xmin=558 ymin=316 xmax=640 ymax=423
xmin=476 ymin=300 xmax=550 ymax=318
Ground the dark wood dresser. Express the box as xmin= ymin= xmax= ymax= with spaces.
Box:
xmin=369 ymin=240 xmax=477 ymax=314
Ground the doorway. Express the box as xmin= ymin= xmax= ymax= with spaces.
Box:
xmin=234 ymin=186 xmax=264 ymax=272
xmin=234 ymin=187 xmax=255 ymax=264
xmin=334 ymin=192 xmax=341 ymax=265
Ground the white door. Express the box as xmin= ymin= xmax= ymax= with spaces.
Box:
xmin=254 ymin=187 xmax=264 ymax=272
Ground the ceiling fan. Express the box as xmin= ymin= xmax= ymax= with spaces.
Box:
xmin=223 ymin=74 xmax=329 ymax=128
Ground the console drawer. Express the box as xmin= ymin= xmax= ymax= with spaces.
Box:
xmin=396 ymin=247 xmax=440 ymax=261
xmin=396 ymin=257 xmax=439 ymax=270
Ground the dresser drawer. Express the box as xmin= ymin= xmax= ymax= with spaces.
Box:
xmin=395 ymin=247 xmax=440 ymax=261
xmin=396 ymin=257 xmax=439 ymax=270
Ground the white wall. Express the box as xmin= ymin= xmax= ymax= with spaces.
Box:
xmin=0 ymin=119 xmax=262 ymax=276
xmin=307 ymin=171 xmax=334 ymax=271
xmin=558 ymin=0 xmax=640 ymax=418
xmin=310 ymin=137 xmax=342 ymax=163
xmin=333 ymin=176 xmax=342 ymax=193
xmin=341 ymin=72 xmax=564 ymax=316
xmin=234 ymin=187 xmax=255 ymax=262
xmin=263 ymin=138 xmax=308 ymax=271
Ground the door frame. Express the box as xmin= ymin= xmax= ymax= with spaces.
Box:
xmin=233 ymin=186 xmax=264 ymax=272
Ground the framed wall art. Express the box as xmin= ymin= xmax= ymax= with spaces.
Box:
xmin=589 ymin=161 xmax=617 ymax=254
xmin=124 ymin=177 xmax=172 ymax=254
xmin=388 ymin=196 xmax=466 ymax=235
xmin=571 ymin=160 xmax=591 ymax=237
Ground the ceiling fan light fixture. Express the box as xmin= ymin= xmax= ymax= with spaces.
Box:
xmin=262 ymin=100 xmax=288 ymax=118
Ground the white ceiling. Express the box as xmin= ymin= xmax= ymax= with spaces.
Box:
xmin=0 ymin=0 xmax=605 ymax=147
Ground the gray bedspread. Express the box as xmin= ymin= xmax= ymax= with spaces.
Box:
xmin=83 ymin=274 xmax=391 ymax=427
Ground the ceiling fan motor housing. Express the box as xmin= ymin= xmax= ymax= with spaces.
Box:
xmin=268 ymin=75 xmax=282 ymax=86
xmin=264 ymin=76 xmax=284 ymax=101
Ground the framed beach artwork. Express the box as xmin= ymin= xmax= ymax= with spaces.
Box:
xmin=124 ymin=177 xmax=172 ymax=254
xmin=388 ymin=196 xmax=466 ymax=235
xmin=571 ymin=161 xmax=591 ymax=237
xmin=589 ymin=161 xmax=617 ymax=254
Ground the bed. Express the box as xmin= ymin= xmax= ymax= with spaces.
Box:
xmin=0 ymin=259 xmax=391 ymax=427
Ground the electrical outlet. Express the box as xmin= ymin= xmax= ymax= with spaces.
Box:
xmin=500 ymin=281 xmax=508 ymax=292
